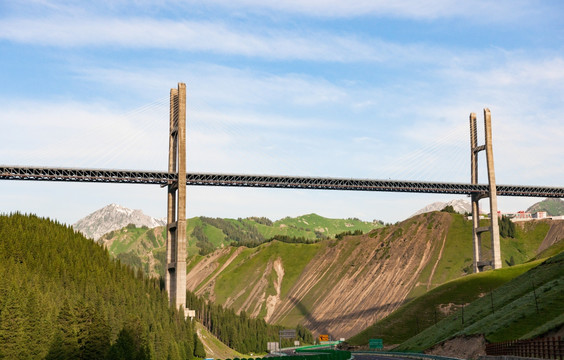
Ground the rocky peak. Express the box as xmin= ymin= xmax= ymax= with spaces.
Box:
xmin=412 ymin=198 xmax=473 ymax=217
xmin=73 ymin=203 xmax=166 ymax=240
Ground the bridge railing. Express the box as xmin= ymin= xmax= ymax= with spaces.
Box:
xmin=2 ymin=165 xmax=564 ymax=198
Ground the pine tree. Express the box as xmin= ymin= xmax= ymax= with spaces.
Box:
xmin=48 ymin=299 xmax=79 ymax=360
xmin=0 ymin=289 xmax=29 ymax=359
xmin=193 ymin=333 xmax=206 ymax=359
xmin=78 ymin=303 xmax=111 ymax=360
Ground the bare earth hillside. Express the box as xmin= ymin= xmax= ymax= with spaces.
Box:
xmin=186 ymin=212 xmax=453 ymax=339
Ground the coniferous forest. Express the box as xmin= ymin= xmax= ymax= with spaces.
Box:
xmin=0 ymin=213 xmax=197 ymax=359
xmin=0 ymin=213 xmax=314 ymax=359
xmin=186 ymin=291 xmax=314 ymax=354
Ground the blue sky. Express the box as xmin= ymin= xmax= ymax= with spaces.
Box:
xmin=1 ymin=0 xmax=563 ymax=224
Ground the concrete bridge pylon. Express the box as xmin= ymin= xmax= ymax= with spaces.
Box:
xmin=470 ymin=108 xmax=502 ymax=273
xmin=165 ymin=83 xmax=187 ymax=313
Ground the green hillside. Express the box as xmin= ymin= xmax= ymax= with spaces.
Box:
xmin=183 ymin=212 xmax=560 ymax=339
xmin=186 ymin=240 xmax=323 ymax=320
xmin=348 ymin=238 xmax=564 ymax=351
xmin=0 ymin=213 xmax=197 ymax=360
xmin=526 ymin=198 xmax=564 ymax=216
xmin=258 ymin=213 xmax=377 ymax=239
xmin=405 ymin=214 xmax=551 ymax=301
xmin=101 ymin=214 xmax=380 ymax=277
xmin=348 ymin=259 xmax=545 ymax=346
xmin=395 ymin=250 xmax=564 ymax=351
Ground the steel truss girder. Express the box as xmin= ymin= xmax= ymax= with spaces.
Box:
xmin=1 ymin=166 xmax=563 ymax=198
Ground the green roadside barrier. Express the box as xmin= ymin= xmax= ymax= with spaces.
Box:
xmin=352 ymin=350 xmax=462 ymax=360
xmin=218 ymin=346 xmax=352 ymax=360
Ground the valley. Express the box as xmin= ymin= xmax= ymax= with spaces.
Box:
xmin=94 ymin=202 xmax=563 ymax=342
xmin=1 ymin=197 xmax=563 ymax=358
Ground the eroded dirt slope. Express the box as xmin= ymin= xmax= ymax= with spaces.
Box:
xmin=185 ymin=212 xmax=453 ymax=339
xmin=269 ymin=212 xmax=451 ymax=338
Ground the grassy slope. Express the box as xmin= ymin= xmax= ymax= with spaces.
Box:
xmin=348 ymin=259 xmax=544 ymax=346
xmin=407 ymin=214 xmax=551 ymax=300
xmin=273 ymin=237 xmax=363 ymax=328
xmin=533 ymin=240 xmax=564 ymax=260
xmin=212 ymin=241 xmax=322 ymax=311
xmin=259 ymin=214 xmax=377 ymax=239
xmin=395 ymin=250 xmax=564 ymax=351
xmin=195 ymin=322 xmax=246 ymax=359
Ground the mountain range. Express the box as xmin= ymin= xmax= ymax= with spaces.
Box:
xmin=73 ymin=197 xmax=563 ymax=243
xmin=72 ymin=198 xmax=471 ymax=243
xmin=73 ymin=204 xmax=562 ymax=339
xmin=65 ymin=198 xmax=564 ymax=350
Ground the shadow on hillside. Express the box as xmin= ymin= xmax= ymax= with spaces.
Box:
xmin=287 ymin=296 xmax=405 ymax=335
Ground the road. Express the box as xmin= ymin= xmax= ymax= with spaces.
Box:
xmin=353 ymin=353 xmax=411 ymax=360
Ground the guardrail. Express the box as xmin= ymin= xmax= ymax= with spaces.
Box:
xmin=295 ymin=348 xmax=351 ymax=360
xmin=295 ymin=343 xmax=341 ymax=351
xmin=220 ymin=348 xmax=351 ymax=360
xmin=352 ymin=350 xmax=463 ymax=360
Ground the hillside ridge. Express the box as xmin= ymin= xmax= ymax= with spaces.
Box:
xmin=187 ymin=212 xmax=454 ymax=338
xmin=526 ymin=198 xmax=564 ymax=216
xmin=184 ymin=214 xmax=561 ymax=339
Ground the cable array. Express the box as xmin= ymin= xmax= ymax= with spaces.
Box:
xmin=13 ymin=96 xmax=170 ymax=171
xmin=384 ymin=122 xmax=469 ymax=182
xmin=10 ymin=92 xmax=480 ymax=184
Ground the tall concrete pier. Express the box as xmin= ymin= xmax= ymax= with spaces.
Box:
xmin=470 ymin=108 xmax=502 ymax=272
xmin=165 ymin=83 xmax=187 ymax=312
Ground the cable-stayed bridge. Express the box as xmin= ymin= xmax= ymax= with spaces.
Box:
xmin=2 ymin=83 xmax=562 ymax=313
xmin=1 ymin=165 xmax=563 ymax=197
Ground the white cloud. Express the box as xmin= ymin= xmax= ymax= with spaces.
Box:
xmin=0 ymin=13 xmax=465 ymax=65
xmin=56 ymin=0 xmax=539 ymax=21
xmin=0 ymin=16 xmax=387 ymax=61
xmin=175 ymin=0 xmax=537 ymax=21
xmin=74 ymin=64 xmax=352 ymax=110
xmin=2 ymin=10 xmax=562 ymax=225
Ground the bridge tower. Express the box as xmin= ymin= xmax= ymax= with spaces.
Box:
xmin=470 ymin=108 xmax=502 ymax=272
xmin=165 ymin=83 xmax=187 ymax=312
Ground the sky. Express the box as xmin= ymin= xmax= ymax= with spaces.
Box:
xmin=1 ymin=0 xmax=563 ymax=225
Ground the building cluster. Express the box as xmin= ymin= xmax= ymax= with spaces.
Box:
xmin=498 ymin=210 xmax=564 ymax=222
xmin=469 ymin=211 xmax=564 ymax=222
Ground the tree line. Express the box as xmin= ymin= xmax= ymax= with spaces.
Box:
xmin=195 ymin=217 xmax=324 ymax=252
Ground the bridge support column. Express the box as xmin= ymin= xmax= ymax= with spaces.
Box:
xmin=469 ymin=108 xmax=502 ymax=272
xmin=165 ymin=83 xmax=187 ymax=313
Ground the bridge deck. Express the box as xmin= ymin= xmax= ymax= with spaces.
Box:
xmin=1 ymin=165 xmax=562 ymax=197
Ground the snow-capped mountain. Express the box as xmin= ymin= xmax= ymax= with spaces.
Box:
xmin=73 ymin=204 xmax=166 ymax=240
xmin=411 ymin=198 xmax=473 ymax=217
